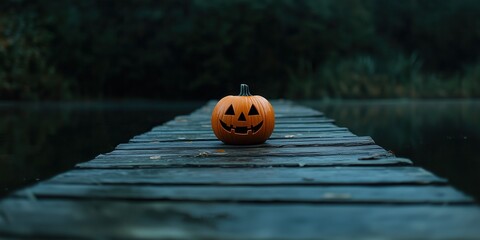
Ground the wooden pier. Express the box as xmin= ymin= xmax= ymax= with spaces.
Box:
xmin=1 ymin=100 xmax=479 ymax=239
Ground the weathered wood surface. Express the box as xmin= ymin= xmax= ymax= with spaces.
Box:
xmin=12 ymin=185 xmax=470 ymax=204
xmin=0 ymin=100 xmax=479 ymax=240
xmin=78 ymin=155 xmax=411 ymax=169
xmin=47 ymin=167 xmax=446 ymax=185
xmin=2 ymin=200 xmax=480 ymax=240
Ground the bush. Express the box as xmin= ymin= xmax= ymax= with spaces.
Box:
xmin=0 ymin=8 xmax=71 ymax=100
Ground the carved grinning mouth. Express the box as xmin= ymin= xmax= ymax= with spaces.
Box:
xmin=220 ymin=120 xmax=263 ymax=134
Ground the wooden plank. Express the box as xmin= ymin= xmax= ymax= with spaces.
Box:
xmin=14 ymin=184 xmax=473 ymax=204
xmin=133 ymin=128 xmax=352 ymax=137
xmin=77 ymin=156 xmax=410 ymax=169
xmin=130 ymin=131 xmax=356 ymax=142
xmin=151 ymin=125 xmax=340 ymax=132
xmin=105 ymin=145 xmax=387 ymax=159
xmin=48 ymin=167 xmax=446 ymax=185
xmin=142 ymin=127 xmax=344 ymax=135
xmin=115 ymin=136 xmax=377 ymax=150
xmin=1 ymin=199 xmax=480 ymax=239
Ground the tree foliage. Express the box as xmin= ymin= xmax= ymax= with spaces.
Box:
xmin=1 ymin=0 xmax=479 ymax=100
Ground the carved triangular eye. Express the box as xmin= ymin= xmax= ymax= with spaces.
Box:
xmin=248 ymin=104 xmax=259 ymax=115
xmin=225 ymin=105 xmax=235 ymax=115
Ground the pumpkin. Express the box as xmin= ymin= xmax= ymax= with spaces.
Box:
xmin=211 ymin=84 xmax=275 ymax=145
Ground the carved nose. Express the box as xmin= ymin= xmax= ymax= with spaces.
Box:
xmin=238 ymin=112 xmax=246 ymax=121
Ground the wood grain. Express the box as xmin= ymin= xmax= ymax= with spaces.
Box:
xmin=49 ymin=167 xmax=446 ymax=185
xmin=78 ymin=156 xmax=411 ymax=169
xmin=1 ymin=199 xmax=480 ymax=239
xmin=14 ymin=184 xmax=472 ymax=204
xmin=0 ymin=100 xmax=477 ymax=240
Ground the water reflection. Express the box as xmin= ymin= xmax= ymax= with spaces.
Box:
xmin=303 ymin=100 xmax=480 ymax=202
xmin=0 ymin=101 xmax=202 ymax=197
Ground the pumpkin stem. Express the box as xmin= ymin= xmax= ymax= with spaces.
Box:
xmin=239 ymin=84 xmax=252 ymax=96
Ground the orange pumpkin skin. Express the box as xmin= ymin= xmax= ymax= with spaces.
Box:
xmin=211 ymin=84 xmax=275 ymax=145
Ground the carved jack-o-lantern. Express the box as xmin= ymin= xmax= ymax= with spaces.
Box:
xmin=211 ymin=84 xmax=275 ymax=145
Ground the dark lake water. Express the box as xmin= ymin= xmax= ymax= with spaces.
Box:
xmin=303 ymin=100 xmax=480 ymax=202
xmin=0 ymin=101 xmax=203 ymax=198
xmin=1 ymin=100 xmax=479 ymax=202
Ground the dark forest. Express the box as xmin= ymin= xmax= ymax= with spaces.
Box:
xmin=1 ymin=0 xmax=480 ymax=100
